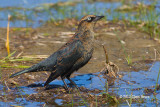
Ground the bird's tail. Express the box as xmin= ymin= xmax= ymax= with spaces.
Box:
xmin=10 ymin=65 xmax=38 ymax=78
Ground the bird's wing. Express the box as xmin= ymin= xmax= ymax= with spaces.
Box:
xmin=62 ymin=48 xmax=94 ymax=78
xmin=38 ymin=35 xmax=82 ymax=71
xmin=44 ymin=40 xmax=83 ymax=86
xmin=56 ymin=39 xmax=83 ymax=71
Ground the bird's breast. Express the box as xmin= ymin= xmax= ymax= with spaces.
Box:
xmin=76 ymin=30 xmax=94 ymax=58
xmin=81 ymin=40 xmax=94 ymax=60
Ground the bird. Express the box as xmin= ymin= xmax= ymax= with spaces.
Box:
xmin=10 ymin=15 xmax=104 ymax=92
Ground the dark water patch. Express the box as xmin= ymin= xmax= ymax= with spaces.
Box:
xmin=27 ymin=83 xmax=43 ymax=88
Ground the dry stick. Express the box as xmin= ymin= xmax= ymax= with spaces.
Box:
xmin=16 ymin=51 xmax=23 ymax=58
xmin=5 ymin=15 xmax=11 ymax=55
xmin=102 ymin=45 xmax=109 ymax=64
xmin=43 ymin=103 xmax=46 ymax=107
xmin=102 ymin=45 xmax=119 ymax=77
xmin=157 ymin=50 xmax=160 ymax=56
xmin=100 ymin=45 xmax=133 ymax=85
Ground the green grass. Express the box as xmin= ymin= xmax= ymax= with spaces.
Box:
xmin=0 ymin=57 xmax=34 ymax=63
xmin=0 ymin=51 xmax=40 ymax=69
xmin=0 ymin=64 xmax=30 ymax=69
xmin=114 ymin=31 xmax=133 ymax=66
xmin=125 ymin=55 xmax=132 ymax=66
xmin=155 ymin=69 xmax=160 ymax=92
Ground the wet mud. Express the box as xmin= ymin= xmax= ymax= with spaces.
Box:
xmin=0 ymin=21 xmax=160 ymax=106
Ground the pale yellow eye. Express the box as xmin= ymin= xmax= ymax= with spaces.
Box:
xmin=87 ymin=17 xmax=91 ymax=21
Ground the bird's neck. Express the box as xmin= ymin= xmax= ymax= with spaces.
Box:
xmin=76 ymin=28 xmax=94 ymax=45
xmin=76 ymin=23 xmax=95 ymax=44
xmin=78 ymin=23 xmax=94 ymax=31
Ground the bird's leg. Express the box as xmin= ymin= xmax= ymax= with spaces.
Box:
xmin=66 ymin=76 xmax=81 ymax=91
xmin=61 ymin=76 xmax=69 ymax=93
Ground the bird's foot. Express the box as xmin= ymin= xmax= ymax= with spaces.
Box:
xmin=44 ymin=85 xmax=50 ymax=90
xmin=63 ymin=87 xmax=72 ymax=93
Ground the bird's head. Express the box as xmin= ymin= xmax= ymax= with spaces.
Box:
xmin=78 ymin=15 xmax=104 ymax=31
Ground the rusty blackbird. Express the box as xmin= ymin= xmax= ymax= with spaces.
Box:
xmin=10 ymin=15 xmax=104 ymax=92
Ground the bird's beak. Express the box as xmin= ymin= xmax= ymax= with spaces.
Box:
xmin=93 ymin=16 xmax=104 ymax=21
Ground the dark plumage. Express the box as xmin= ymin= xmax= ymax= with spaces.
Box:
xmin=10 ymin=15 xmax=104 ymax=92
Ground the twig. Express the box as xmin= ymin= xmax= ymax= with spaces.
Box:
xmin=101 ymin=45 xmax=120 ymax=78
xmin=43 ymin=103 xmax=46 ymax=107
xmin=16 ymin=51 xmax=24 ymax=58
xmin=126 ymin=100 xmax=131 ymax=107
xmin=4 ymin=81 xmax=11 ymax=92
xmin=148 ymin=48 xmax=157 ymax=72
xmin=102 ymin=45 xmax=109 ymax=64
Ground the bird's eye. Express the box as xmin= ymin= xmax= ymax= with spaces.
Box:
xmin=87 ymin=17 xmax=91 ymax=21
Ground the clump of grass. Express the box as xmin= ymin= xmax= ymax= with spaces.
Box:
xmin=0 ymin=51 xmax=32 ymax=63
xmin=155 ymin=69 xmax=160 ymax=92
xmin=125 ymin=55 xmax=132 ymax=66
xmin=102 ymin=93 xmax=119 ymax=105
xmin=0 ymin=51 xmax=16 ymax=62
xmin=119 ymin=1 xmax=160 ymax=39
xmin=114 ymin=31 xmax=133 ymax=66
xmin=137 ymin=2 xmax=159 ymax=39
xmin=0 ymin=51 xmax=35 ymax=69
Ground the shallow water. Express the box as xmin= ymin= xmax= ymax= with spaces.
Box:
xmin=0 ymin=101 xmax=44 ymax=107
xmin=1 ymin=61 xmax=159 ymax=106
xmin=0 ymin=0 xmax=160 ymax=27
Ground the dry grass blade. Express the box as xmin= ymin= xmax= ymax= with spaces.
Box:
xmin=5 ymin=14 xmax=11 ymax=55
xmin=4 ymin=81 xmax=11 ymax=92
xmin=22 ymin=55 xmax=49 ymax=59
